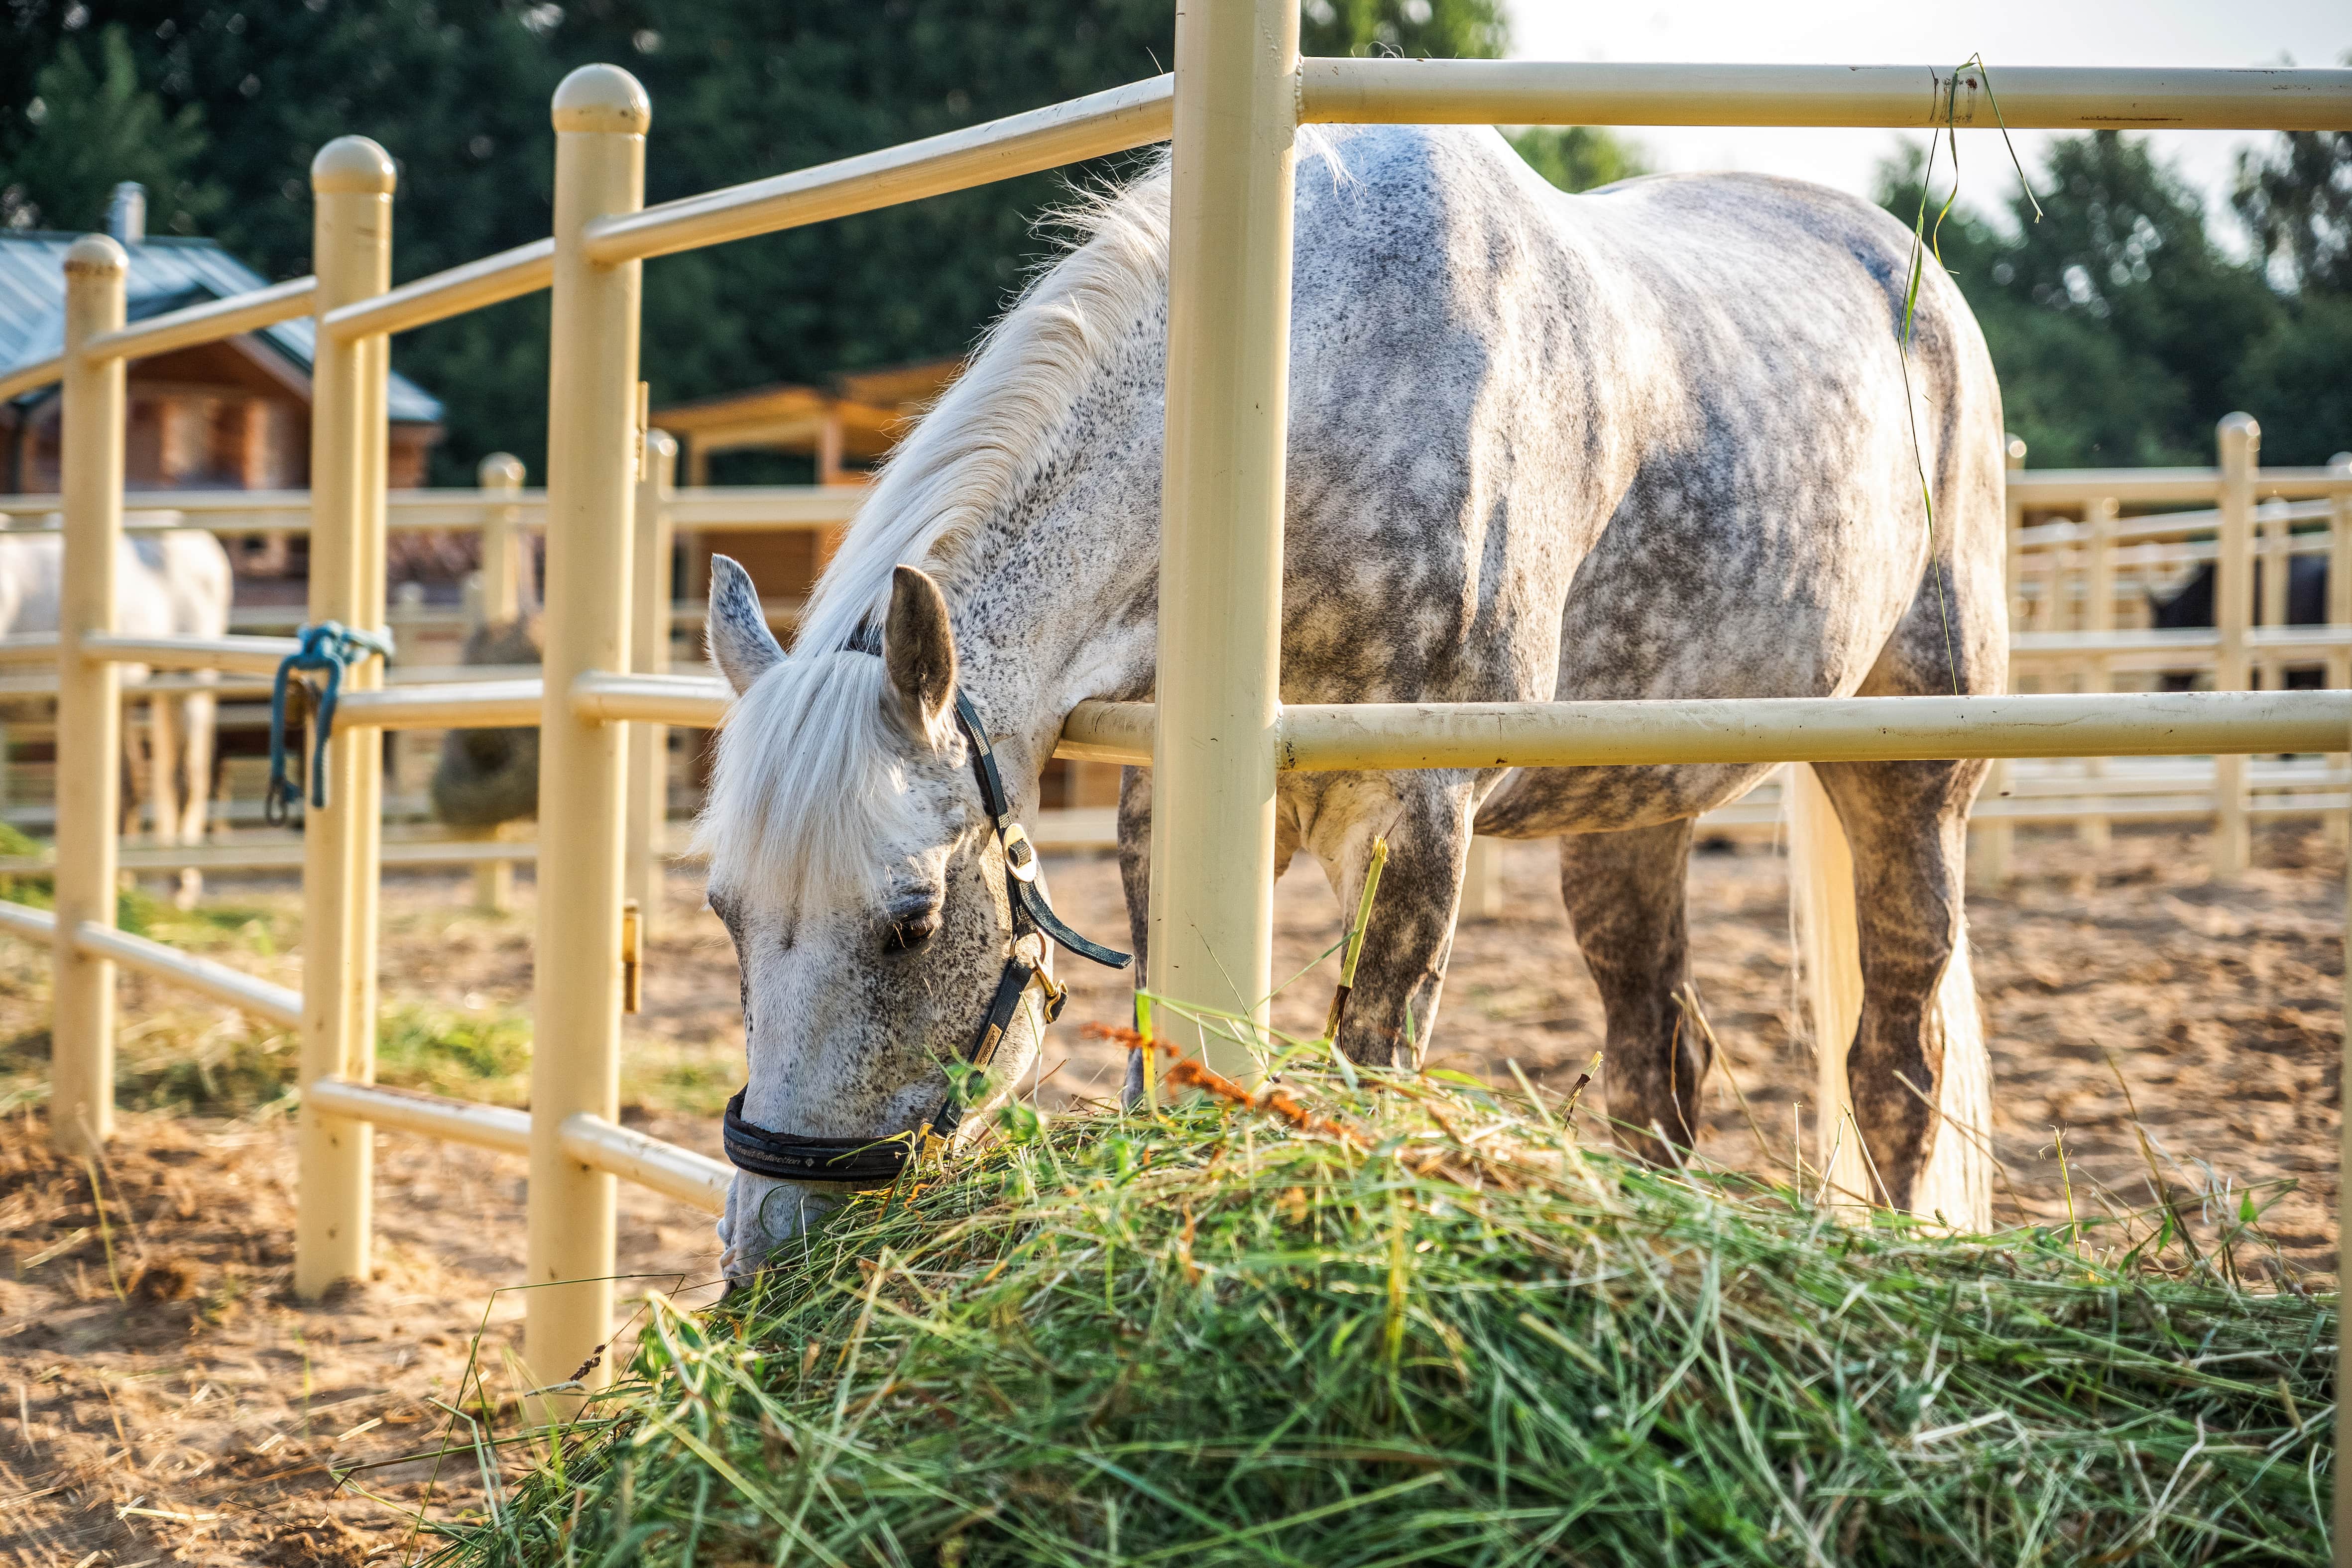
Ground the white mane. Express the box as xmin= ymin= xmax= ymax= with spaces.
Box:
xmin=694 ymin=649 xmax=920 ymax=912
xmin=791 ymin=158 xmax=1174 ymax=656
xmin=694 ymin=159 xmax=1175 ymax=910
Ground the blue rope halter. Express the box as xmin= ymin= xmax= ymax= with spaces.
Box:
xmin=265 ymin=621 xmax=395 ymax=826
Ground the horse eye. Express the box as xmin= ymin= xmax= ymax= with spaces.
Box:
xmin=883 ymin=905 xmax=941 ymax=954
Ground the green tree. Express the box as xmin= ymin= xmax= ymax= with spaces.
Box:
xmin=1878 ymin=133 xmax=2292 ymax=467
xmin=1301 ymin=0 xmax=1506 ymax=59
xmin=1506 ymin=125 xmax=1648 ymax=193
xmin=0 ymin=25 xmax=222 ymax=234
xmin=0 ymin=0 xmax=1508 ymax=483
xmin=2230 ymin=114 xmax=2352 ymax=464
xmin=2235 ymin=129 xmax=2352 ymax=294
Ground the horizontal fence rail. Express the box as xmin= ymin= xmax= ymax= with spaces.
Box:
xmin=0 ymin=484 xmax=864 ymax=534
xmin=561 ymin=1114 xmax=729 ymax=1214
xmin=2007 ymin=466 xmax=2352 ymax=506
xmin=1296 ymin=59 xmax=2352 ymax=129
xmin=323 ymin=238 xmax=555 ymax=342
xmin=71 ymin=921 xmax=303 ymax=1028
xmin=587 ymin=75 xmax=1176 ymax=265
xmin=337 ymin=678 xmax=547 ymax=730
xmin=88 ymin=276 xmax=318 ymax=365
xmin=570 ymin=671 xmax=729 ymax=726
xmin=0 ymin=900 xmax=56 ymax=942
xmin=307 ymin=1078 xmax=532 ymax=1155
xmin=1056 ymin=691 xmax=2352 ymax=771
xmin=81 ymin=632 xmax=303 ymax=676
xmin=0 ymin=279 xmax=318 ymax=399
xmin=0 ymin=355 xmax=64 ymax=404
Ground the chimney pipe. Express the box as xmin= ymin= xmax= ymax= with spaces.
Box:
xmin=105 ymin=182 xmax=145 ymax=245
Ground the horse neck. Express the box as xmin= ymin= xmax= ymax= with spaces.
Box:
xmin=948 ymin=476 xmax=1159 ymax=815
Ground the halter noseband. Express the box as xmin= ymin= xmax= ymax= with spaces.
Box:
xmin=722 ymin=643 xmax=1131 ymax=1188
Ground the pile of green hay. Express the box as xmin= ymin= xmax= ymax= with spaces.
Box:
xmin=428 ymin=1059 xmax=2335 ymax=1567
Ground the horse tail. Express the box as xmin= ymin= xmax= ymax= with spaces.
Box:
xmin=1785 ymin=763 xmax=1992 ymax=1230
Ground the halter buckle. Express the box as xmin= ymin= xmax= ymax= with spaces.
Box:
xmin=1001 ymin=821 xmax=1039 ymax=883
xmin=1034 ymin=962 xmax=1068 ymax=1023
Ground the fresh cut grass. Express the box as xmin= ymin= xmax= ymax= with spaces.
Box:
xmin=423 ymin=1040 xmax=2336 ymax=1567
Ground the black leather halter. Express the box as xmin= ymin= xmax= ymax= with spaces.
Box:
xmin=722 ymin=659 xmax=1131 ymax=1188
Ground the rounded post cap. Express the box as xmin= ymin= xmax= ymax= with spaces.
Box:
xmin=2328 ymin=451 xmax=2351 ymax=471
xmin=2002 ymin=433 xmax=2026 ymax=466
xmin=553 ymin=65 xmax=651 ymax=134
xmin=63 ymin=233 xmax=128 ymax=278
xmin=646 ymin=427 xmax=678 ymax=458
xmin=2218 ymin=411 xmax=2260 ymax=447
xmin=312 ymin=135 xmax=398 ymax=196
xmin=478 ymin=451 xmax=527 ymax=488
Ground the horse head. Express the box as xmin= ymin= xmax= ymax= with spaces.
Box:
xmin=699 ymin=555 xmax=1068 ymax=1279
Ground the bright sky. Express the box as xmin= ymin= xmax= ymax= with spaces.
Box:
xmin=1502 ymin=0 xmax=2350 ymax=239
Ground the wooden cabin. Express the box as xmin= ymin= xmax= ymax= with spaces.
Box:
xmin=0 ymin=187 xmax=443 ymax=530
xmin=654 ymin=357 xmax=956 ymax=607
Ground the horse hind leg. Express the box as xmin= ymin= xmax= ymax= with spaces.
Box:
xmin=1797 ymin=759 xmax=1992 ymax=1228
xmin=1558 ymin=818 xmax=1705 ymax=1166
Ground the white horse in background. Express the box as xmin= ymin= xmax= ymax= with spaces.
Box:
xmin=0 ymin=527 xmax=235 ymax=905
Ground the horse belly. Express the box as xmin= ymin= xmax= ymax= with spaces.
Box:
xmin=1475 ymin=485 xmax=1917 ymax=838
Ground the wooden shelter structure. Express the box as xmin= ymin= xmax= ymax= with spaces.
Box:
xmin=653 ymin=357 xmax=954 ymax=606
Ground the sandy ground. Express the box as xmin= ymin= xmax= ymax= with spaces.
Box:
xmin=0 ymin=820 xmax=2340 ymax=1563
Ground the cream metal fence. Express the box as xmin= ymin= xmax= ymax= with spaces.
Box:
xmin=0 ymin=36 xmax=2341 ymax=1494
xmin=12 ymin=442 xmax=2337 ymax=879
xmin=1992 ymin=434 xmax=2352 ymax=871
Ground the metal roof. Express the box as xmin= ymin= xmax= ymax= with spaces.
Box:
xmin=0 ymin=231 xmax=442 ymax=423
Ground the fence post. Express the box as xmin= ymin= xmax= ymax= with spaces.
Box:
xmin=625 ymin=429 xmax=676 ymax=941
xmin=2329 ymin=452 xmax=2351 ymax=847
xmin=50 ymin=235 xmax=127 ymax=1157
xmin=477 ymin=451 xmax=528 ymax=622
xmin=2003 ymin=434 xmax=2028 ymax=630
xmin=2259 ymin=498 xmax=2292 ymax=694
xmin=471 ymin=451 xmax=526 ymax=915
xmin=526 ymin=63 xmax=647 ymax=1396
xmin=2078 ymin=495 xmax=2117 ymax=853
xmin=2213 ymin=413 xmax=2259 ymax=879
xmin=295 ymin=136 xmax=396 ymax=1299
xmin=1148 ymin=0 xmax=1299 ymax=1077
xmin=1970 ymin=434 xmax=2025 ymax=887
xmin=2341 ymin=446 xmax=2352 ymax=1561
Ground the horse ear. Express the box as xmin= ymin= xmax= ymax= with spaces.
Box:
xmin=883 ymin=564 xmax=957 ymax=738
xmin=706 ymin=555 xmax=784 ymax=695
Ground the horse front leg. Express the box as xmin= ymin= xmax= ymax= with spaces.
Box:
xmin=147 ymin=690 xmax=180 ymax=849
xmin=173 ymin=688 xmax=215 ymax=907
xmin=1117 ymin=765 xmax=1153 ymax=1104
xmin=1558 ymin=819 xmax=1704 ymax=1166
xmin=1315 ymin=777 xmax=1473 ymax=1071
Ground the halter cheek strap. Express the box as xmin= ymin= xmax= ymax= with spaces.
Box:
xmin=720 ymin=667 xmax=1131 ymax=1188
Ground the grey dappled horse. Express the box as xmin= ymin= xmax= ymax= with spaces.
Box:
xmin=697 ymin=125 xmax=2005 ymax=1278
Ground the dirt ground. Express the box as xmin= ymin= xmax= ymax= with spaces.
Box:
xmin=0 ymin=819 xmax=2341 ymax=1564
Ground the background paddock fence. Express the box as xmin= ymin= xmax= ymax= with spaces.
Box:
xmin=0 ymin=43 xmax=2342 ymax=1503
xmin=11 ymin=406 xmax=2342 ymax=887
xmin=4 ymin=427 xmax=2346 ymax=880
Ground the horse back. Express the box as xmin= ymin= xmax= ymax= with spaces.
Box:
xmin=1278 ymin=127 xmax=2004 ymax=718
